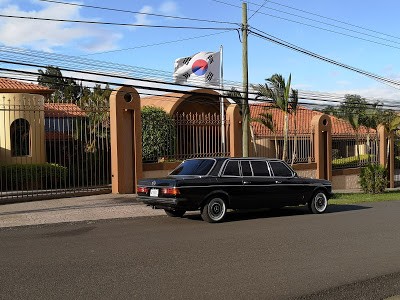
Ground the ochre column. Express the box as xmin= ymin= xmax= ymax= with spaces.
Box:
xmin=226 ymin=104 xmax=242 ymax=157
xmin=110 ymin=86 xmax=143 ymax=194
xmin=311 ymin=114 xmax=332 ymax=180
xmin=378 ymin=125 xmax=387 ymax=167
xmin=389 ymin=131 xmax=395 ymax=188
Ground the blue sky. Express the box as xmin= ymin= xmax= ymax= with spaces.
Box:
xmin=1 ymin=0 xmax=400 ymax=100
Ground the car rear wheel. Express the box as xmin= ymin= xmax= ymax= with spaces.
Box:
xmin=164 ymin=209 xmax=186 ymax=217
xmin=201 ymin=197 xmax=227 ymax=223
xmin=308 ymin=191 xmax=328 ymax=214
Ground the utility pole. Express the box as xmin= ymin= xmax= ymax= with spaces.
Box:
xmin=242 ymin=2 xmax=249 ymax=157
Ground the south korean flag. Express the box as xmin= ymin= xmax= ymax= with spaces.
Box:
xmin=173 ymin=51 xmax=221 ymax=87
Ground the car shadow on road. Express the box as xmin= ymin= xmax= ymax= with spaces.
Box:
xmin=184 ymin=204 xmax=372 ymax=223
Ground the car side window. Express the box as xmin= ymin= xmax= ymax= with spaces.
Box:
xmin=241 ymin=161 xmax=252 ymax=176
xmin=269 ymin=161 xmax=293 ymax=177
xmin=250 ymin=161 xmax=270 ymax=176
xmin=223 ymin=160 xmax=240 ymax=176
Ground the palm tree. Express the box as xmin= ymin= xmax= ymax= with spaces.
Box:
xmin=378 ymin=110 xmax=400 ymax=168
xmin=252 ymin=110 xmax=278 ymax=158
xmin=290 ymin=89 xmax=299 ymax=166
xmin=362 ymin=102 xmax=382 ymax=163
xmin=225 ymin=88 xmax=257 ymax=155
xmin=252 ymin=74 xmax=298 ymax=162
xmin=347 ymin=114 xmax=361 ymax=162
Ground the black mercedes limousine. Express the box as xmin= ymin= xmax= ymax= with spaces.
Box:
xmin=137 ymin=157 xmax=333 ymax=223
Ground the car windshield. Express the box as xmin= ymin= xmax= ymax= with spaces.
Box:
xmin=170 ymin=159 xmax=215 ymax=176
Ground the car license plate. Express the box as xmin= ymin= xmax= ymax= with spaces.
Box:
xmin=150 ymin=188 xmax=159 ymax=197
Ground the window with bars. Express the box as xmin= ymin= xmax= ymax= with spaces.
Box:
xmin=11 ymin=118 xmax=30 ymax=157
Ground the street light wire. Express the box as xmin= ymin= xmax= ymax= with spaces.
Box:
xmin=0 ymin=14 xmax=237 ymax=31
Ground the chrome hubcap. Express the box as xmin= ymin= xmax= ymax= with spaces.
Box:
xmin=314 ymin=193 xmax=327 ymax=212
xmin=208 ymin=198 xmax=225 ymax=221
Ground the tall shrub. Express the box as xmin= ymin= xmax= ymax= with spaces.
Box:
xmin=359 ymin=164 xmax=387 ymax=194
xmin=141 ymin=106 xmax=176 ymax=162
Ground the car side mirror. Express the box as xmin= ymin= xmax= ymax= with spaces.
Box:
xmin=293 ymin=172 xmax=298 ymax=177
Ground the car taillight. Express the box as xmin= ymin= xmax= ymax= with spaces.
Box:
xmin=137 ymin=187 xmax=148 ymax=194
xmin=162 ymin=187 xmax=180 ymax=196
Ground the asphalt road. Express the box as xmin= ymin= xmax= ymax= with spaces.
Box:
xmin=1 ymin=201 xmax=400 ymax=300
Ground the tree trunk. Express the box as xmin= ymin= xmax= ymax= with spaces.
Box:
xmin=274 ymin=133 xmax=278 ymax=159
xmin=282 ymin=112 xmax=289 ymax=161
xmin=356 ymin=132 xmax=360 ymax=164
xmin=249 ymin=125 xmax=257 ymax=156
xmin=291 ymin=113 xmax=298 ymax=166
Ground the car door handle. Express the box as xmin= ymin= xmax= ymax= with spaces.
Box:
xmin=275 ymin=181 xmax=282 ymax=184
xmin=243 ymin=181 xmax=251 ymax=185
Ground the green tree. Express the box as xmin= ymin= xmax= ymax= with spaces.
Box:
xmin=38 ymin=66 xmax=83 ymax=103
xmin=77 ymin=84 xmax=112 ymax=152
xmin=252 ymin=110 xmax=278 ymax=158
xmin=252 ymin=74 xmax=298 ymax=162
xmin=141 ymin=106 xmax=176 ymax=162
xmin=226 ymin=88 xmax=258 ymax=155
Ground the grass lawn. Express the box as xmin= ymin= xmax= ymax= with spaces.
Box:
xmin=330 ymin=191 xmax=400 ymax=204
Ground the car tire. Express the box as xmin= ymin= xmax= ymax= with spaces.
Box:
xmin=201 ymin=197 xmax=227 ymax=223
xmin=164 ymin=209 xmax=186 ymax=218
xmin=308 ymin=191 xmax=328 ymax=214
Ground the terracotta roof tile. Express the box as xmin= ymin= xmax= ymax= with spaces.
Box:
xmin=45 ymin=132 xmax=73 ymax=140
xmin=0 ymin=77 xmax=53 ymax=94
xmin=250 ymin=103 xmax=375 ymax=137
xmin=44 ymin=103 xmax=87 ymax=118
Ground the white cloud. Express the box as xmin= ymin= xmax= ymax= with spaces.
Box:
xmin=134 ymin=6 xmax=153 ymax=26
xmin=332 ymin=85 xmax=400 ymax=102
xmin=133 ymin=2 xmax=180 ymax=27
xmin=0 ymin=2 xmax=121 ymax=52
xmin=159 ymin=1 xmax=179 ymax=15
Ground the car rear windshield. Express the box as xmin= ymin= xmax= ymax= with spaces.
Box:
xmin=170 ymin=159 xmax=215 ymax=176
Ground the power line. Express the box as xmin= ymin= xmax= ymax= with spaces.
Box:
xmin=38 ymin=0 xmax=240 ymax=26
xmin=245 ymin=0 xmax=400 ymax=47
xmin=83 ymin=31 xmax=231 ymax=56
xmin=2 ymin=63 xmax=400 ymax=111
xmin=248 ymin=28 xmax=400 ymax=91
xmin=253 ymin=0 xmax=400 ymax=42
xmin=0 ymin=46 xmax=243 ymax=89
xmin=248 ymin=0 xmax=269 ymax=20
xmin=214 ymin=0 xmax=400 ymax=50
xmin=0 ymin=14 xmax=237 ymax=31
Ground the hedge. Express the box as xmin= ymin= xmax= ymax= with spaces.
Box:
xmin=332 ymin=154 xmax=374 ymax=168
xmin=0 ymin=163 xmax=67 ymax=191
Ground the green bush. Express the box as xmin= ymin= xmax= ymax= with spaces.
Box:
xmin=141 ymin=106 xmax=176 ymax=162
xmin=332 ymin=154 xmax=374 ymax=168
xmin=0 ymin=163 xmax=67 ymax=191
xmin=359 ymin=163 xmax=388 ymax=194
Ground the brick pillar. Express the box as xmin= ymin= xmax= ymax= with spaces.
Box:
xmin=226 ymin=104 xmax=242 ymax=157
xmin=311 ymin=114 xmax=332 ymax=180
xmin=110 ymin=86 xmax=143 ymax=194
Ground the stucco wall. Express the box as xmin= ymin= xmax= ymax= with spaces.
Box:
xmin=0 ymin=93 xmax=46 ymax=165
xmin=332 ymin=168 xmax=361 ymax=190
xmin=293 ymin=163 xmax=317 ymax=179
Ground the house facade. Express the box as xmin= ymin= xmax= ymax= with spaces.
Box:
xmin=0 ymin=78 xmax=53 ymax=165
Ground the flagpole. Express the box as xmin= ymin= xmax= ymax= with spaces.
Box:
xmin=219 ymin=45 xmax=226 ymax=155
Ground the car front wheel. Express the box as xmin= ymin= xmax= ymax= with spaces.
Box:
xmin=164 ymin=209 xmax=186 ymax=217
xmin=201 ymin=197 xmax=227 ymax=223
xmin=308 ymin=191 xmax=328 ymax=214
